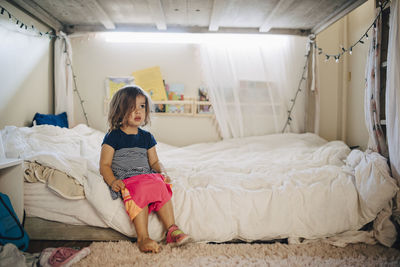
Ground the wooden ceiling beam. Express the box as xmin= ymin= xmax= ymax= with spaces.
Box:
xmin=259 ymin=0 xmax=296 ymax=33
xmin=146 ymin=0 xmax=167 ymax=30
xmin=311 ymin=0 xmax=366 ymax=34
xmin=86 ymin=0 xmax=115 ymax=30
xmin=68 ymin=25 xmax=310 ymax=36
xmin=7 ymin=0 xmax=63 ymax=30
xmin=209 ymin=0 xmax=226 ymax=32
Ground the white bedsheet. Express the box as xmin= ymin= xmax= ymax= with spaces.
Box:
xmin=24 ymin=182 xmax=107 ymax=227
xmin=1 ymin=124 xmax=398 ymax=244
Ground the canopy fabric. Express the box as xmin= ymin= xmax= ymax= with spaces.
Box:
xmin=197 ymin=35 xmax=309 ymax=138
xmin=54 ymin=31 xmax=74 ymax=127
xmin=386 ymin=0 xmax=400 ymax=184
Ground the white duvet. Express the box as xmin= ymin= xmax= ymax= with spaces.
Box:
xmin=1 ymin=124 xmax=398 ymax=244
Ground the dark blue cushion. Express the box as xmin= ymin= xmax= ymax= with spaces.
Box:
xmin=33 ymin=112 xmax=68 ymax=128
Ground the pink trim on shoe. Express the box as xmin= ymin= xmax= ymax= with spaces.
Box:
xmin=166 ymin=224 xmax=192 ymax=247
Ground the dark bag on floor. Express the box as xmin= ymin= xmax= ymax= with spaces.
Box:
xmin=0 ymin=193 xmax=29 ymax=251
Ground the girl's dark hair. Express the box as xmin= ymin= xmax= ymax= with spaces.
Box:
xmin=107 ymin=85 xmax=151 ymax=131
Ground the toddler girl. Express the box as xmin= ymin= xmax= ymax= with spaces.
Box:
xmin=99 ymin=85 xmax=191 ymax=253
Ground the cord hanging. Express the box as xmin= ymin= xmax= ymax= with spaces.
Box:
xmin=281 ymin=43 xmax=311 ymax=133
xmin=63 ymin=38 xmax=90 ymax=126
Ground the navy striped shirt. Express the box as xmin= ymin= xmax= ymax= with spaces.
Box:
xmin=102 ymin=128 xmax=157 ymax=199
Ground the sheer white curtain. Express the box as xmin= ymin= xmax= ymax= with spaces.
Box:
xmin=197 ymin=35 xmax=308 ymax=139
xmin=386 ymin=0 xmax=400 ymax=185
xmin=54 ymin=31 xmax=74 ymax=127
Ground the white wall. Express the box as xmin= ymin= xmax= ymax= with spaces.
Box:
xmin=316 ymin=20 xmax=343 ymax=142
xmin=316 ymin=0 xmax=374 ymax=150
xmin=346 ymin=0 xmax=374 ymax=150
xmin=70 ymin=35 xmax=220 ymax=146
xmin=0 ymin=0 xmax=53 ymax=129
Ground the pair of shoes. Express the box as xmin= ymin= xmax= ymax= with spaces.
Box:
xmin=166 ymin=224 xmax=192 ymax=247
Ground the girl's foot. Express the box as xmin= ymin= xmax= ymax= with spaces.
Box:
xmin=166 ymin=224 xmax=192 ymax=247
xmin=138 ymin=237 xmax=160 ymax=253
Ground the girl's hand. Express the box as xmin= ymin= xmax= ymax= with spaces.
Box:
xmin=111 ymin=179 xmax=125 ymax=192
xmin=161 ymin=173 xmax=172 ymax=184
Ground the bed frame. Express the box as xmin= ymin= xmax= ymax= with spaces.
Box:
xmin=25 ymin=217 xmax=130 ymax=241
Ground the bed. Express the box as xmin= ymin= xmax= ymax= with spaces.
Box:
xmin=1 ymin=124 xmax=398 ymax=246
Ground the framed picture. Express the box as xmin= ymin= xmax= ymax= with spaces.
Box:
xmin=105 ymin=76 xmax=135 ymax=100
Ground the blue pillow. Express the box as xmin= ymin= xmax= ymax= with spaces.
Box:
xmin=33 ymin=112 xmax=68 ymax=128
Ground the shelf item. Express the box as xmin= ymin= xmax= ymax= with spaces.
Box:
xmin=132 ymin=66 xmax=167 ymax=101
xmin=104 ymin=98 xmax=214 ymax=117
xmin=195 ymin=101 xmax=213 ymax=116
xmin=152 ymin=99 xmax=214 ymax=117
xmin=153 ymin=100 xmax=194 ymax=116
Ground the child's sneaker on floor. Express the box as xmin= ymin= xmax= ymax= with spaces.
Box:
xmin=166 ymin=224 xmax=192 ymax=247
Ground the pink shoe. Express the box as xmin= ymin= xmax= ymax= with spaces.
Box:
xmin=166 ymin=224 xmax=192 ymax=247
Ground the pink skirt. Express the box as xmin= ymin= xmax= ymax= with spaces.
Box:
xmin=121 ymin=173 xmax=172 ymax=221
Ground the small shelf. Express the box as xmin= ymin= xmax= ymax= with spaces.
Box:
xmin=152 ymin=99 xmax=213 ymax=117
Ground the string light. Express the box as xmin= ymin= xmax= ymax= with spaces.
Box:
xmin=0 ymin=4 xmax=57 ymax=39
xmin=283 ymin=1 xmax=389 ymax=132
xmin=63 ymin=46 xmax=90 ymax=126
xmin=282 ymin=42 xmax=311 ymax=133
xmin=315 ymin=0 xmax=388 ymax=62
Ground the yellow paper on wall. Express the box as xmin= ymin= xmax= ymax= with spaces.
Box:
xmin=132 ymin=66 xmax=167 ymax=100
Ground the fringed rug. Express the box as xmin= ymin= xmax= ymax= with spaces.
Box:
xmin=74 ymin=240 xmax=400 ymax=267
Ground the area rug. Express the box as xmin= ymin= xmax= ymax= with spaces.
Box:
xmin=74 ymin=240 xmax=400 ymax=267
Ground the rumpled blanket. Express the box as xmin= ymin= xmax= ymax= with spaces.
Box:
xmin=24 ymin=161 xmax=84 ymax=200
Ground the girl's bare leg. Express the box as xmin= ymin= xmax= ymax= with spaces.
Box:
xmin=156 ymin=200 xmax=175 ymax=230
xmin=133 ymin=205 xmax=159 ymax=253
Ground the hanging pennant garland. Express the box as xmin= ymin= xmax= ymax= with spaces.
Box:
xmin=0 ymin=4 xmax=56 ymax=39
xmin=315 ymin=0 xmax=389 ymax=63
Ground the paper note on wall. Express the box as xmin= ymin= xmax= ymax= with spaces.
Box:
xmin=132 ymin=66 xmax=167 ymax=101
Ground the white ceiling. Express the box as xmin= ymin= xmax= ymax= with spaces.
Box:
xmin=8 ymin=0 xmax=367 ymax=35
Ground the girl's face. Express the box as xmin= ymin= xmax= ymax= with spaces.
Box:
xmin=125 ymin=95 xmax=147 ymax=128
